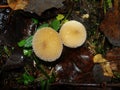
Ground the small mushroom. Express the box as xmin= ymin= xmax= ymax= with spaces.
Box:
xmin=59 ymin=20 xmax=87 ymax=48
xmin=32 ymin=27 xmax=63 ymax=62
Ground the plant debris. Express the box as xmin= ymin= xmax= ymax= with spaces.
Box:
xmin=54 ymin=47 xmax=94 ymax=83
xmin=0 ymin=0 xmax=120 ymax=89
xmin=100 ymin=0 xmax=120 ymax=46
xmin=93 ymin=54 xmax=113 ymax=77
xmin=7 ymin=0 xmax=65 ymax=16
xmin=7 ymin=0 xmax=29 ymax=10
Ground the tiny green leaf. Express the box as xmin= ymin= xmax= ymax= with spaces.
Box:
xmin=40 ymin=79 xmax=47 ymax=90
xmin=23 ymin=72 xmax=34 ymax=85
xmin=56 ymin=14 xmax=65 ymax=21
xmin=18 ymin=39 xmax=26 ymax=47
xmin=38 ymin=23 xmax=49 ymax=29
xmin=24 ymin=36 xmax=33 ymax=48
xmin=32 ymin=18 xmax=39 ymax=24
xmin=17 ymin=72 xmax=35 ymax=85
xmin=49 ymin=73 xmax=56 ymax=83
xmin=50 ymin=19 xmax=60 ymax=31
xmin=23 ymin=49 xmax=33 ymax=56
xmin=4 ymin=46 xmax=11 ymax=56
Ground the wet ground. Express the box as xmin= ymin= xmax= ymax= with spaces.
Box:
xmin=0 ymin=0 xmax=120 ymax=90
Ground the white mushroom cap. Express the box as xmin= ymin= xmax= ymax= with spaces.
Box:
xmin=32 ymin=27 xmax=63 ymax=62
xmin=59 ymin=20 xmax=87 ymax=48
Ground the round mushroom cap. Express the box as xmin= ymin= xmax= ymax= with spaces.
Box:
xmin=59 ymin=20 xmax=87 ymax=48
xmin=32 ymin=27 xmax=63 ymax=62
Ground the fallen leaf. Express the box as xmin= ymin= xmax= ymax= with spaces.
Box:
xmin=7 ymin=0 xmax=29 ymax=10
xmin=7 ymin=0 xmax=64 ymax=16
xmin=100 ymin=0 xmax=120 ymax=46
xmin=24 ymin=0 xmax=64 ymax=15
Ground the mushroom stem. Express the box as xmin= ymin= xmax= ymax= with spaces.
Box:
xmin=0 ymin=5 xmax=9 ymax=8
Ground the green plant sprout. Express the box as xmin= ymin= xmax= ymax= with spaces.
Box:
xmin=18 ymin=36 xmax=33 ymax=56
xmin=37 ymin=14 xmax=68 ymax=31
xmin=3 ymin=46 xmax=11 ymax=57
xmin=17 ymin=68 xmax=35 ymax=85
xmin=103 ymin=0 xmax=112 ymax=14
xmin=18 ymin=36 xmax=33 ymax=48
xmin=32 ymin=18 xmax=39 ymax=24
xmin=50 ymin=19 xmax=60 ymax=31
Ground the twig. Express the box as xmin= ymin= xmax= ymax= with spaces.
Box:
xmin=0 ymin=5 xmax=9 ymax=8
xmin=51 ymin=82 xmax=120 ymax=88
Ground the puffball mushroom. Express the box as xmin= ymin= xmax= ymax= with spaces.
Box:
xmin=59 ymin=20 xmax=87 ymax=48
xmin=32 ymin=27 xmax=63 ymax=62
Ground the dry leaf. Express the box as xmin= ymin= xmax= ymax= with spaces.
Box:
xmin=93 ymin=54 xmax=113 ymax=77
xmin=7 ymin=0 xmax=64 ymax=16
xmin=24 ymin=0 xmax=64 ymax=15
xmin=7 ymin=0 xmax=29 ymax=10
xmin=93 ymin=54 xmax=106 ymax=63
xmin=102 ymin=62 xmax=113 ymax=77
xmin=100 ymin=0 xmax=120 ymax=46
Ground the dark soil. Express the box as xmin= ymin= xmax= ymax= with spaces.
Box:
xmin=0 ymin=0 xmax=120 ymax=90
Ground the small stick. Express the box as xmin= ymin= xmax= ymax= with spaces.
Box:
xmin=51 ymin=83 xmax=120 ymax=88
xmin=0 ymin=5 xmax=9 ymax=8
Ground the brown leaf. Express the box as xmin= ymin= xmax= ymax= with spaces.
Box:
xmin=105 ymin=48 xmax=120 ymax=71
xmin=54 ymin=47 xmax=94 ymax=83
xmin=7 ymin=0 xmax=29 ymax=10
xmin=7 ymin=0 xmax=64 ymax=16
xmin=100 ymin=0 xmax=120 ymax=46
xmin=106 ymin=48 xmax=120 ymax=61
xmin=24 ymin=0 xmax=64 ymax=15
